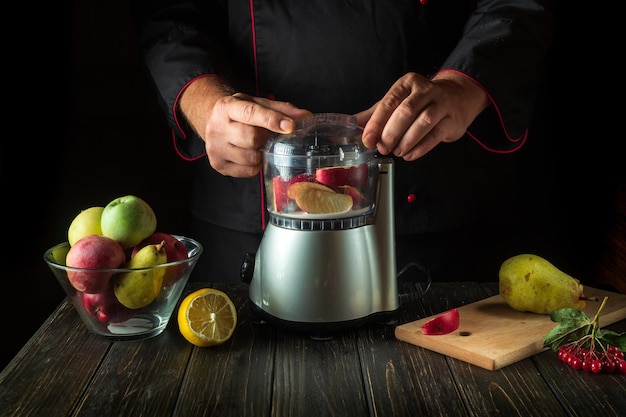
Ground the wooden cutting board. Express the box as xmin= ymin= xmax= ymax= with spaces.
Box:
xmin=395 ymin=287 xmax=626 ymax=371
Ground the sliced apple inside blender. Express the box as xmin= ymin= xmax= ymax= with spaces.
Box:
xmin=287 ymin=181 xmax=353 ymax=214
xmin=337 ymin=185 xmax=367 ymax=209
xmin=272 ymin=173 xmax=317 ymax=213
xmin=315 ymin=164 xmax=368 ymax=188
xmin=271 ymin=176 xmax=290 ymax=213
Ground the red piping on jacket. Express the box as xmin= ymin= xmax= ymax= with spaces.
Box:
xmin=169 ymin=23 xmax=522 ymax=233
xmin=248 ymin=2 xmax=267 ymax=230
xmin=171 ymin=72 xmax=268 ymax=230
xmin=171 ymin=74 xmax=212 ymax=162
xmin=249 ymin=0 xmax=260 ymax=98
xmin=439 ymin=69 xmax=528 ymax=154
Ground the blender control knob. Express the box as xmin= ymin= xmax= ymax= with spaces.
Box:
xmin=240 ymin=252 xmax=256 ymax=283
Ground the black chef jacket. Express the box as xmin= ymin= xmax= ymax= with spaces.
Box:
xmin=132 ymin=0 xmax=554 ymax=237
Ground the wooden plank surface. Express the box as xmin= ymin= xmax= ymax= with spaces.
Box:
xmin=388 ymin=283 xmax=574 ymax=417
xmin=2 ymin=282 xmax=625 ymax=417
xmin=174 ymin=283 xmax=275 ymax=417
xmin=0 ymin=302 xmax=112 ymax=417
xmin=395 ymin=287 xmax=626 ymax=371
xmin=357 ymin=282 xmax=472 ymax=417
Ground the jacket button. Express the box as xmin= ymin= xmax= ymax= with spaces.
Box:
xmin=407 ymin=193 xmax=416 ymax=204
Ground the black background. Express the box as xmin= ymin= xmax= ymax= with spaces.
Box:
xmin=1 ymin=1 xmax=620 ymax=369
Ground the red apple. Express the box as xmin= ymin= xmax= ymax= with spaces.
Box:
xmin=66 ymin=234 xmax=125 ymax=293
xmin=420 ymin=308 xmax=460 ymax=335
xmin=81 ymin=287 xmax=137 ymax=323
xmin=315 ymin=164 xmax=368 ymax=188
xmin=132 ymin=232 xmax=188 ymax=286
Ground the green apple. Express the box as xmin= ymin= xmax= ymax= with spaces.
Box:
xmin=101 ymin=195 xmax=157 ymax=248
xmin=68 ymin=206 xmax=104 ymax=246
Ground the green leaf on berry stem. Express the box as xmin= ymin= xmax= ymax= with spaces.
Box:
xmin=543 ymin=323 xmax=592 ymax=352
xmin=599 ymin=331 xmax=626 ymax=352
xmin=542 ymin=297 xmax=625 ymax=353
xmin=549 ymin=308 xmax=590 ymax=323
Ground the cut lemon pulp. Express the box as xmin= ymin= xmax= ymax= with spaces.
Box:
xmin=177 ymin=288 xmax=237 ymax=347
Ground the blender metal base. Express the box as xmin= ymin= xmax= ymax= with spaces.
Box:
xmin=247 ymin=220 xmax=398 ymax=325
xmin=244 ymin=159 xmax=398 ymax=334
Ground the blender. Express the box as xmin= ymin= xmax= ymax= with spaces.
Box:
xmin=241 ymin=113 xmax=399 ymax=336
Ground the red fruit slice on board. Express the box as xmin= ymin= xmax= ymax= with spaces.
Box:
xmin=420 ymin=308 xmax=460 ymax=335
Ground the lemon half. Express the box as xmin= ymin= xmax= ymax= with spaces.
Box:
xmin=177 ymin=288 xmax=237 ymax=347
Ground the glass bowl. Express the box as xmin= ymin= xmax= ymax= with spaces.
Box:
xmin=44 ymin=235 xmax=203 ymax=340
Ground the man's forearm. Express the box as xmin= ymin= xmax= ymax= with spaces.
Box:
xmin=179 ymin=76 xmax=236 ymax=139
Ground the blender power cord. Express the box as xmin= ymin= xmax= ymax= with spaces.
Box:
xmin=396 ymin=262 xmax=432 ymax=296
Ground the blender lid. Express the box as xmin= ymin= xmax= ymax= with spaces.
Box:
xmin=264 ymin=113 xmax=374 ymax=166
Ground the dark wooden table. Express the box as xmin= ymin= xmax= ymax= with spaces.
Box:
xmin=1 ymin=281 xmax=624 ymax=417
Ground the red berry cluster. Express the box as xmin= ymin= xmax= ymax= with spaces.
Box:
xmin=557 ymin=344 xmax=626 ymax=373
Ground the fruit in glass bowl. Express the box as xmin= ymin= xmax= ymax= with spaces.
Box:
xmin=100 ymin=195 xmax=157 ymax=249
xmin=81 ymin=287 xmax=136 ymax=324
xmin=132 ymin=232 xmax=189 ymax=287
xmin=65 ymin=234 xmax=126 ymax=293
xmin=44 ymin=235 xmax=203 ymax=340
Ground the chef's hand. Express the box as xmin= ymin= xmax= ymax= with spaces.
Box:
xmin=355 ymin=71 xmax=490 ymax=161
xmin=179 ymin=76 xmax=312 ymax=178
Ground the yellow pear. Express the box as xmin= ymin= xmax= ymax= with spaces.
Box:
xmin=498 ymin=254 xmax=588 ymax=314
xmin=113 ymin=243 xmax=167 ymax=309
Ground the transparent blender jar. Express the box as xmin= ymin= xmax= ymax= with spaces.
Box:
xmin=264 ymin=113 xmax=379 ymax=220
